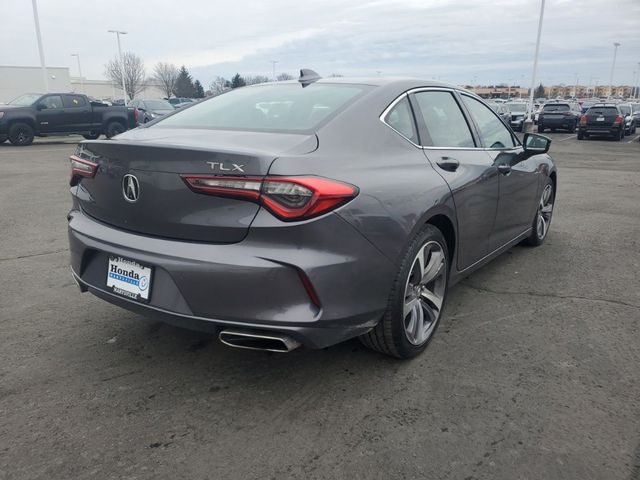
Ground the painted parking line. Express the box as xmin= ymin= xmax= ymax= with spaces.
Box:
xmin=557 ymin=135 xmax=576 ymax=142
xmin=627 ymin=135 xmax=640 ymax=144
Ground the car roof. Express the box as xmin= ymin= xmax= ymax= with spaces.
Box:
xmin=256 ymin=77 xmax=464 ymax=91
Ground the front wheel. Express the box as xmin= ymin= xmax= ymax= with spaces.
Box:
xmin=0 ymin=135 xmax=7 ymax=144
xmin=538 ymin=125 xmax=545 ymax=133
xmin=569 ymin=122 xmax=576 ymax=133
xmin=83 ymin=132 xmax=100 ymax=140
xmin=360 ymin=224 xmax=449 ymax=358
xmin=523 ymin=178 xmax=555 ymax=247
xmin=577 ymin=131 xmax=584 ymax=140
xmin=8 ymin=123 xmax=34 ymax=146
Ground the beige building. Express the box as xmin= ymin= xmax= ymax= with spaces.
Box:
xmin=1 ymin=65 xmax=165 ymax=104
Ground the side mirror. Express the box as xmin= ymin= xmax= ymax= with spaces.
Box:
xmin=36 ymin=103 xmax=46 ymax=111
xmin=138 ymin=107 xmax=146 ymax=112
xmin=523 ymin=133 xmax=550 ymax=155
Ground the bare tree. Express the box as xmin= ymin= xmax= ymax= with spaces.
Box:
xmin=276 ymin=73 xmax=294 ymax=81
xmin=209 ymin=76 xmax=231 ymax=95
xmin=244 ymin=75 xmax=270 ymax=86
xmin=153 ymin=62 xmax=178 ymax=99
xmin=104 ymin=52 xmax=146 ymax=101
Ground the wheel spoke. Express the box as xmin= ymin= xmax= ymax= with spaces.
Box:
xmin=541 ymin=204 xmax=553 ymax=214
xmin=420 ymin=288 xmax=443 ymax=311
xmin=419 ymin=250 xmax=444 ymax=285
xmin=403 ymin=296 xmax=419 ymax=318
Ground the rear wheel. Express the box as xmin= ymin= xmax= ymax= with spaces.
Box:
xmin=523 ymin=177 xmax=555 ymax=247
xmin=105 ymin=121 xmax=126 ymax=139
xmin=83 ymin=132 xmax=100 ymax=140
xmin=577 ymin=131 xmax=584 ymax=140
xmin=569 ymin=122 xmax=576 ymax=133
xmin=538 ymin=124 xmax=545 ymax=133
xmin=614 ymin=129 xmax=623 ymax=141
xmin=0 ymin=135 xmax=7 ymax=144
xmin=360 ymin=224 xmax=449 ymax=358
xmin=8 ymin=123 xmax=34 ymax=146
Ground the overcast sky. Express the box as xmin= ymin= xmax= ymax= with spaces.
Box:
xmin=3 ymin=0 xmax=639 ymax=89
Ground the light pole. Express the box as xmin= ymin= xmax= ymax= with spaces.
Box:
xmin=108 ymin=30 xmax=128 ymax=104
xmin=71 ymin=53 xmax=83 ymax=93
xmin=573 ymin=73 xmax=579 ymax=98
xmin=507 ymin=79 xmax=512 ymax=99
xmin=270 ymin=60 xmax=278 ymax=82
xmin=636 ymin=63 xmax=640 ymax=99
xmin=608 ymin=42 xmax=620 ymax=99
xmin=31 ymin=0 xmax=48 ymax=92
xmin=525 ymin=0 xmax=545 ymax=132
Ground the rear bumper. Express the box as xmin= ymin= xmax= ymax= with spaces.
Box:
xmin=68 ymin=208 xmax=394 ymax=349
xmin=538 ymin=117 xmax=575 ymax=128
xmin=578 ymin=125 xmax=622 ymax=136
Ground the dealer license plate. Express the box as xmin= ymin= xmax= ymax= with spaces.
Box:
xmin=106 ymin=256 xmax=152 ymax=302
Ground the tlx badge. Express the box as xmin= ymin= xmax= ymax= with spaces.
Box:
xmin=206 ymin=162 xmax=245 ymax=173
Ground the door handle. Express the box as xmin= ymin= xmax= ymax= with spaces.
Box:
xmin=497 ymin=164 xmax=512 ymax=175
xmin=436 ymin=157 xmax=459 ymax=172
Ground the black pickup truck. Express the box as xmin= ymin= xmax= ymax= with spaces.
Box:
xmin=0 ymin=93 xmax=136 ymax=146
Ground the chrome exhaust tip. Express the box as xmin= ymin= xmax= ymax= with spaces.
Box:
xmin=219 ymin=329 xmax=301 ymax=353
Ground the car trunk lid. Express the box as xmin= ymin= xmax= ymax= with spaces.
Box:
xmin=74 ymin=129 xmax=318 ymax=243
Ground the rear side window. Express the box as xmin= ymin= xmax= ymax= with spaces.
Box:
xmin=63 ymin=95 xmax=87 ymax=108
xmin=413 ymin=91 xmax=475 ymax=148
xmin=543 ymin=104 xmax=570 ymax=112
xmin=156 ymin=83 xmax=367 ymax=133
xmin=461 ymin=95 xmax=516 ymax=149
xmin=383 ymin=96 xmax=418 ymax=144
xmin=40 ymin=95 xmax=63 ymax=109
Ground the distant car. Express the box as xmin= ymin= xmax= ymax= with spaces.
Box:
xmin=505 ymin=102 xmax=530 ymax=131
xmin=577 ymin=104 xmax=625 ymax=141
xmin=129 ymin=99 xmax=175 ymax=124
xmin=0 ymin=92 xmax=136 ymax=145
xmin=168 ymin=97 xmax=195 ymax=109
xmin=581 ymin=101 xmax=596 ymax=114
xmin=618 ymin=104 xmax=638 ymax=135
xmin=487 ymin=102 xmax=511 ymax=124
xmin=537 ymin=102 xmax=582 ymax=133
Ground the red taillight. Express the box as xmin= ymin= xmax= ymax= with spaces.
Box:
xmin=579 ymin=115 xmax=587 ymax=125
xmin=69 ymin=155 xmax=97 ymax=185
xmin=181 ymin=175 xmax=359 ymax=221
xmin=613 ymin=115 xmax=623 ymax=125
xmin=133 ymin=108 xmax=139 ymax=123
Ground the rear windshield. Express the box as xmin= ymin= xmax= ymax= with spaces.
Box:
xmin=543 ymin=104 xmax=569 ymax=112
xmin=588 ymin=106 xmax=619 ymax=115
xmin=506 ymin=103 xmax=527 ymax=113
xmin=155 ymin=83 xmax=367 ymax=133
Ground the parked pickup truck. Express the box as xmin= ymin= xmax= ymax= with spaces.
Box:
xmin=0 ymin=93 xmax=136 ymax=146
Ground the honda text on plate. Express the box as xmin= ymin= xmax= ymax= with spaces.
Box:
xmin=68 ymin=70 xmax=557 ymax=358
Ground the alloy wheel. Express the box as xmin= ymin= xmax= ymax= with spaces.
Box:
xmin=536 ymin=183 xmax=554 ymax=240
xmin=403 ymin=241 xmax=447 ymax=346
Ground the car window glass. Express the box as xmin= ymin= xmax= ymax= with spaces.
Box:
xmin=383 ymin=96 xmax=418 ymax=143
xmin=41 ymin=95 xmax=63 ymax=109
xmin=413 ymin=91 xmax=475 ymax=148
xmin=543 ymin=104 xmax=570 ymax=112
xmin=63 ymin=95 xmax=87 ymax=108
xmin=461 ymin=95 xmax=516 ymax=149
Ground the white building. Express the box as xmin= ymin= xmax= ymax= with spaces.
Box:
xmin=0 ymin=65 xmax=165 ymax=104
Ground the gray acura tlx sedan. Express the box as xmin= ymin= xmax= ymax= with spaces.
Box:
xmin=68 ymin=72 xmax=556 ymax=358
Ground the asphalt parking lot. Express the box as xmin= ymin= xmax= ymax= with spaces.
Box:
xmin=1 ymin=132 xmax=639 ymax=480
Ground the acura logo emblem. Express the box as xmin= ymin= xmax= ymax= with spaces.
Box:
xmin=122 ymin=174 xmax=140 ymax=203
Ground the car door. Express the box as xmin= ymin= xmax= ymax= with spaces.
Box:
xmin=459 ymin=93 xmax=540 ymax=250
xmin=35 ymin=95 xmax=64 ymax=133
xmin=62 ymin=94 xmax=93 ymax=132
xmin=410 ymin=89 xmax=499 ymax=270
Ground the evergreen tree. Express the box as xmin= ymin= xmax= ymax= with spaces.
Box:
xmin=174 ymin=66 xmax=196 ymax=97
xmin=230 ymin=73 xmax=246 ymax=89
xmin=534 ymin=83 xmax=545 ymax=99
xmin=194 ymin=80 xmax=205 ymax=98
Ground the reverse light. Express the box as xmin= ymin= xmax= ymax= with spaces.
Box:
xmin=69 ymin=155 xmax=97 ymax=185
xmin=182 ymin=175 xmax=359 ymax=221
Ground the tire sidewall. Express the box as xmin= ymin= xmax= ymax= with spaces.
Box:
xmin=528 ymin=177 xmax=555 ymax=246
xmin=389 ymin=225 xmax=450 ymax=358
xmin=106 ymin=121 xmax=125 ymax=139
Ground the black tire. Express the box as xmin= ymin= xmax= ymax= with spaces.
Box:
xmin=614 ymin=129 xmax=622 ymax=141
xmin=359 ymin=224 xmax=449 ymax=359
xmin=577 ymin=131 xmax=584 ymax=140
xmin=82 ymin=132 xmax=100 ymax=140
xmin=569 ymin=122 xmax=576 ymax=133
xmin=105 ymin=121 xmax=126 ymax=139
xmin=523 ymin=177 xmax=555 ymax=247
xmin=538 ymin=125 xmax=545 ymax=133
xmin=8 ymin=123 xmax=35 ymax=146
xmin=0 ymin=135 xmax=7 ymax=144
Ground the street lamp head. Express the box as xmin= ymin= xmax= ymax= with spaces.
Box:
xmin=613 ymin=42 xmax=620 ymax=47
xmin=107 ymin=30 xmax=127 ymax=34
